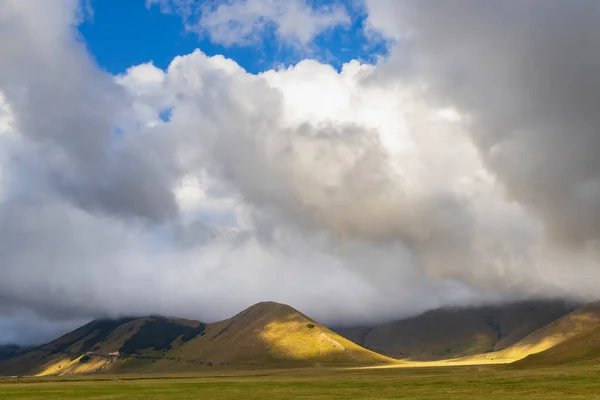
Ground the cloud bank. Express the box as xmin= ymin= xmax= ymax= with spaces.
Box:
xmin=1 ymin=0 xmax=600 ymax=344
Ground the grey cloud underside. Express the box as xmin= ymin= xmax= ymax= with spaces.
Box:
xmin=370 ymin=0 xmax=600 ymax=248
xmin=0 ymin=2 xmax=179 ymax=222
xmin=1 ymin=0 xmax=600 ymax=345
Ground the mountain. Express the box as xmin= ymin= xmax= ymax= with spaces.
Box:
xmin=0 ymin=345 xmax=25 ymax=360
xmin=6 ymin=299 xmax=599 ymax=376
xmin=0 ymin=316 xmax=199 ymax=376
xmin=507 ymin=302 xmax=600 ymax=366
xmin=0 ymin=302 xmax=395 ymax=376
xmin=166 ymin=302 xmax=395 ymax=368
xmin=335 ymin=300 xmax=577 ymax=361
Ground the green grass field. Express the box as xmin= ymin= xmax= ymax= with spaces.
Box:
xmin=2 ymin=364 xmax=600 ymax=399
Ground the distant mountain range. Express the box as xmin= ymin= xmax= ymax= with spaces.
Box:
xmin=3 ymin=299 xmax=600 ymax=376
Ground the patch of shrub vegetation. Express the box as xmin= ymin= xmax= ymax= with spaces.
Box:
xmin=79 ymin=355 xmax=91 ymax=364
xmin=120 ymin=318 xmax=206 ymax=355
xmin=306 ymin=324 xmax=315 ymax=329
xmin=212 ymin=322 xmax=234 ymax=339
xmin=483 ymin=317 xmax=503 ymax=340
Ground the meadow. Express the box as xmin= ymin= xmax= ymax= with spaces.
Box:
xmin=2 ymin=364 xmax=600 ymax=399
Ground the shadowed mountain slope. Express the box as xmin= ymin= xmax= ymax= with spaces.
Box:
xmin=0 ymin=345 xmax=25 ymax=360
xmin=0 ymin=316 xmax=205 ymax=376
xmin=335 ymin=300 xmax=577 ymax=361
xmin=507 ymin=302 xmax=600 ymax=366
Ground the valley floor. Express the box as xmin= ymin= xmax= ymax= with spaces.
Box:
xmin=2 ymin=364 xmax=600 ymax=399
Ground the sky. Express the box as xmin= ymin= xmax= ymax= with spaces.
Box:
xmin=1 ymin=0 xmax=600 ymax=345
xmin=79 ymin=0 xmax=389 ymax=74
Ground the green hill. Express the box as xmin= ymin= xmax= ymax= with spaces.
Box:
xmin=163 ymin=302 xmax=395 ymax=369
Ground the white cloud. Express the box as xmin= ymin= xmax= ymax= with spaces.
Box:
xmin=146 ymin=0 xmax=196 ymax=19
xmin=112 ymin=48 xmax=577 ymax=308
xmin=149 ymin=0 xmax=350 ymax=47
xmin=0 ymin=92 xmax=15 ymax=205
xmin=2 ymin=0 xmax=600 ymax=345
xmin=0 ymin=92 xmax=14 ymax=136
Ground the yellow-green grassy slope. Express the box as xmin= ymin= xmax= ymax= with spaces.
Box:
xmin=509 ymin=302 xmax=600 ymax=366
xmin=423 ymin=301 xmax=600 ymax=365
xmin=169 ymin=302 xmax=396 ymax=369
xmin=118 ymin=302 xmax=396 ymax=373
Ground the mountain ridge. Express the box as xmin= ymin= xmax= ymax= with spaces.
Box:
xmin=0 ymin=301 xmax=395 ymax=376
xmin=4 ymin=299 xmax=600 ymax=376
xmin=334 ymin=300 xmax=578 ymax=361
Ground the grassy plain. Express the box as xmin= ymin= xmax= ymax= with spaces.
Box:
xmin=3 ymin=363 xmax=600 ymax=399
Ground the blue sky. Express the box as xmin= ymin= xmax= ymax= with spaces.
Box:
xmin=78 ymin=0 xmax=389 ymax=75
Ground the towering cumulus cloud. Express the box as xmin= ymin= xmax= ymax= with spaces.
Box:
xmin=0 ymin=0 xmax=599 ymax=344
